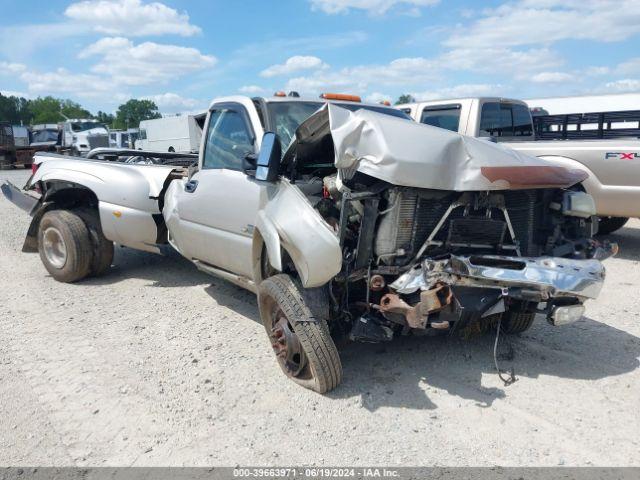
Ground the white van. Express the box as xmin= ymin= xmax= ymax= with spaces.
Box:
xmin=135 ymin=114 xmax=205 ymax=153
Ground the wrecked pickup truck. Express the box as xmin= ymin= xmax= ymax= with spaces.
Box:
xmin=2 ymin=93 xmax=615 ymax=393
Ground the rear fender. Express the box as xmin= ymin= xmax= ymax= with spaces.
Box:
xmin=533 ymin=155 xmax=636 ymax=217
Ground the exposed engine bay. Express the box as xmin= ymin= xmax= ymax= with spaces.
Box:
xmin=284 ymin=104 xmax=616 ymax=344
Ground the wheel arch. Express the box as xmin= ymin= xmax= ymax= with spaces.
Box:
xmin=23 ymin=181 xmax=101 ymax=253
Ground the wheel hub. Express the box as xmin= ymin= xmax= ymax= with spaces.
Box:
xmin=270 ymin=312 xmax=306 ymax=377
xmin=42 ymin=227 xmax=67 ymax=269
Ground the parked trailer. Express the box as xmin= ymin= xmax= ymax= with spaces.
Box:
xmin=135 ymin=114 xmax=205 ymax=153
xmin=0 ymin=122 xmax=16 ymax=169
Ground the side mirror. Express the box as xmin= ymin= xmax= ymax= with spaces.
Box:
xmin=255 ymin=132 xmax=281 ymax=182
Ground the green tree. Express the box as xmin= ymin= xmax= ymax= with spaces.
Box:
xmin=395 ymin=94 xmax=416 ymax=105
xmin=60 ymin=99 xmax=92 ymax=120
xmin=114 ymin=99 xmax=161 ymax=130
xmin=0 ymin=94 xmax=31 ymax=124
xmin=96 ymin=111 xmax=115 ymax=128
xmin=26 ymin=96 xmax=92 ymax=124
xmin=26 ymin=96 xmax=62 ymax=124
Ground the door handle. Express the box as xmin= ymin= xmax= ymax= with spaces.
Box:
xmin=184 ymin=180 xmax=198 ymax=193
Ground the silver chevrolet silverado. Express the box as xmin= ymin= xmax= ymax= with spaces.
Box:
xmin=398 ymin=97 xmax=640 ymax=234
xmin=2 ymin=93 xmax=615 ymax=393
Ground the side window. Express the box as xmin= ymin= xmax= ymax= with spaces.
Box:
xmin=203 ymin=108 xmax=254 ymax=170
xmin=420 ymin=105 xmax=461 ymax=132
xmin=139 ymin=129 xmax=147 ymax=140
xmin=479 ymin=103 xmax=513 ymax=137
xmin=512 ymin=104 xmax=533 ymax=137
xmin=480 ymin=102 xmax=532 ymax=138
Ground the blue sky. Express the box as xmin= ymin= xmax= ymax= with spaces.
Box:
xmin=1 ymin=0 xmax=640 ymax=114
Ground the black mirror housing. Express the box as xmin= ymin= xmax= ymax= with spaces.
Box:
xmin=243 ymin=153 xmax=257 ymax=176
xmin=255 ymin=132 xmax=281 ymax=182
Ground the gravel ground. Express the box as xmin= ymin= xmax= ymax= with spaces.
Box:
xmin=1 ymin=168 xmax=639 ymax=467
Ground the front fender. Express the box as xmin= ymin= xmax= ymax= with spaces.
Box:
xmin=255 ymin=181 xmax=342 ymax=288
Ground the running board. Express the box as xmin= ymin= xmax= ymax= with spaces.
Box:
xmin=193 ymin=259 xmax=257 ymax=293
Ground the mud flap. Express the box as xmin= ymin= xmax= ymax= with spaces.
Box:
xmin=1 ymin=181 xmax=38 ymax=213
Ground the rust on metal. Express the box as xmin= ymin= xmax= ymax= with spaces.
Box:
xmin=369 ymin=274 xmax=386 ymax=291
xmin=480 ymin=166 xmax=588 ymax=189
xmin=379 ymin=284 xmax=453 ymax=330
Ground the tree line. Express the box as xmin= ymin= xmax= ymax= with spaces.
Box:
xmin=0 ymin=94 xmax=162 ymax=130
xmin=1 ymin=92 xmax=417 ymax=131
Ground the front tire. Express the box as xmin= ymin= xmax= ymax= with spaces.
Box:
xmin=502 ymin=311 xmax=536 ymax=334
xmin=38 ymin=210 xmax=93 ymax=283
xmin=597 ymin=216 xmax=629 ymax=235
xmin=258 ymin=274 xmax=342 ymax=393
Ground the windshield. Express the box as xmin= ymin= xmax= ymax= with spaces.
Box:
xmin=267 ymin=101 xmax=411 ymax=148
xmin=32 ymin=129 xmax=59 ymax=143
xmin=70 ymin=121 xmax=106 ymax=133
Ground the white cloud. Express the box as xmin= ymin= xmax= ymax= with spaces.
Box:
xmin=445 ymin=0 xmax=640 ymax=49
xmin=531 ymin=71 xmax=575 ymax=83
xmin=604 ymin=79 xmax=640 ymax=93
xmin=365 ymin=92 xmax=392 ymax=103
xmin=310 ymin=0 xmax=439 ymax=15
xmin=79 ymin=37 xmax=216 ymax=86
xmin=0 ymin=62 xmax=26 ymax=74
xmin=65 ymin=0 xmax=200 ymax=37
xmin=239 ymin=85 xmax=266 ymax=94
xmin=1 ymin=90 xmax=30 ymax=98
xmin=260 ymin=56 xmax=327 ymax=78
xmin=143 ymin=93 xmax=203 ymax=113
xmin=411 ymin=84 xmax=501 ymax=101
xmin=585 ymin=66 xmax=610 ymax=76
xmin=440 ymin=47 xmax=562 ymax=75
xmin=19 ymin=68 xmax=116 ymax=98
xmin=616 ymin=58 xmax=640 ymax=76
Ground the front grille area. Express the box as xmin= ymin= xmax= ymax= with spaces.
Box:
xmin=384 ymin=188 xmax=544 ymax=263
xmin=447 ymin=218 xmax=507 ymax=246
xmin=88 ymin=134 xmax=109 ymax=149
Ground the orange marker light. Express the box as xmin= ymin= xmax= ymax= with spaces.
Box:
xmin=274 ymin=91 xmax=287 ymax=97
xmin=320 ymin=93 xmax=362 ymax=102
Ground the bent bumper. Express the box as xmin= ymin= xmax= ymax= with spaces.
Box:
xmin=448 ymin=255 xmax=606 ymax=301
xmin=392 ymin=253 xmax=610 ymax=302
xmin=1 ymin=181 xmax=38 ymax=213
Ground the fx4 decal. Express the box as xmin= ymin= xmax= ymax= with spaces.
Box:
xmin=605 ymin=152 xmax=640 ymax=160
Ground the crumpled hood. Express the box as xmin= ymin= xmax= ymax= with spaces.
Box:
xmin=287 ymin=104 xmax=587 ymax=191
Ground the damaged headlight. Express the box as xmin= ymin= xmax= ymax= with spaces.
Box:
xmin=562 ymin=191 xmax=596 ymax=218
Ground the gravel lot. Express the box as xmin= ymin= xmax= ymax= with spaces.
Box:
xmin=1 ymin=168 xmax=639 ymax=467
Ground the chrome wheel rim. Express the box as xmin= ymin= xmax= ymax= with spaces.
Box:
xmin=42 ymin=227 xmax=67 ymax=269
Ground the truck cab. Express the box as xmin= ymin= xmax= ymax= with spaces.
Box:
xmin=164 ymin=94 xmax=411 ymax=284
xmin=61 ymin=119 xmax=109 ymax=155
xmin=397 ymin=97 xmax=535 ymax=141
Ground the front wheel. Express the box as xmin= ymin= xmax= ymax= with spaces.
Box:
xmin=258 ymin=274 xmax=342 ymax=393
xmin=597 ymin=216 xmax=629 ymax=235
xmin=38 ymin=210 xmax=93 ymax=283
xmin=501 ymin=311 xmax=536 ymax=334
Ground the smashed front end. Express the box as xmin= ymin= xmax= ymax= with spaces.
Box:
xmin=284 ymin=104 xmax=616 ymax=341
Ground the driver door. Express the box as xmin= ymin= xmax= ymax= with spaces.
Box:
xmin=174 ymin=104 xmax=264 ymax=277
